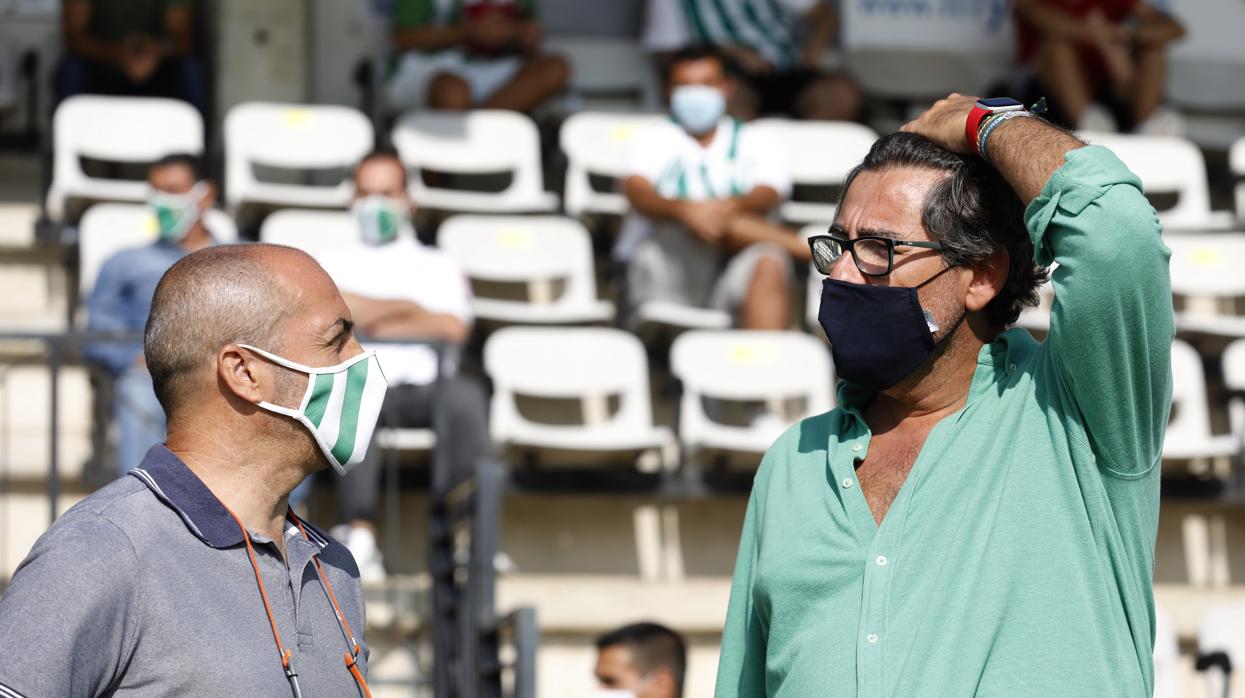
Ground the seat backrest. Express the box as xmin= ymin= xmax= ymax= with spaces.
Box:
xmin=671 ymin=330 xmax=834 ymax=406
xmin=560 ymin=111 xmax=668 ymax=217
xmin=1231 ymin=136 xmax=1245 ymax=224
xmin=749 ymin=119 xmax=876 ymax=188
xmin=392 ymin=110 xmax=547 ymax=208
xmin=78 ymin=203 xmax=238 ymax=298
xmin=48 ymin=96 xmax=204 ymax=220
xmin=437 ymin=215 xmax=599 ymax=308
xmin=1224 ymin=339 xmax=1245 ymax=452
xmin=224 ymin=102 xmax=374 ymax=209
xmin=1167 ymin=339 xmax=1214 ymax=451
xmin=672 ymin=330 xmax=835 ymax=451
xmin=1165 ymin=233 xmax=1245 ymax=299
xmin=484 ymin=326 xmax=656 ymax=438
xmin=258 ymin=209 xmax=360 ymax=258
xmin=1083 ymin=132 xmax=1214 ymax=229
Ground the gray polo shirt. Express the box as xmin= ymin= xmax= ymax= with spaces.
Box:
xmin=0 ymin=445 xmax=369 ymax=697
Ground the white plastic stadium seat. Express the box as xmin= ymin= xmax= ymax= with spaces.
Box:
xmin=78 ymin=203 xmax=238 ymax=299
xmin=1081 ymin=132 xmax=1234 ymax=231
xmin=543 ymin=37 xmax=661 ymax=111
xmin=1224 ymin=340 xmax=1245 ymax=463
xmin=671 ymin=330 xmax=834 ymax=457
xmin=1165 ymin=233 xmax=1245 ymax=340
xmin=47 ymin=96 xmax=204 ymax=221
xmin=1231 ymin=136 xmax=1245 ymax=225
xmin=560 ymin=111 xmax=668 ymax=218
xmin=258 ymin=209 xmax=359 ymax=258
xmin=224 ymin=102 xmax=374 ymax=212
xmin=484 ymin=326 xmax=674 ymax=459
xmin=437 ymin=215 xmax=614 ymax=324
xmin=1197 ymin=603 xmax=1245 ymax=698
xmin=392 ymin=110 xmax=558 ymax=213
xmin=749 ymin=119 xmax=878 ymax=225
xmin=1164 ymin=339 xmax=1239 ymax=462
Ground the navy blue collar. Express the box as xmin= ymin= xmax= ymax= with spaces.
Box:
xmin=129 ymin=444 xmax=329 ymax=550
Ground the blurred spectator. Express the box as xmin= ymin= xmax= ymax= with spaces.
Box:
xmin=56 ymin=0 xmax=206 ymax=115
xmin=642 ymin=0 xmax=860 ymax=121
xmin=385 ymin=0 xmax=569 ymax=112
xmin=315 ymin=148 xmax=489 ymax=581
xmin=593 ymin=622 xmax=686 ymax=698
xmin=1015 ymin=0 xmax=1185 ymax=133
xmin=618 ymin=46 xmax=808 ymax=331
xmin=85 ymin=154 xmax=218 ymax=476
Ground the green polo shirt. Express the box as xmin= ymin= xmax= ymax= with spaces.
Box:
xmin=715 ymin=145 xmax=1174 ymax=697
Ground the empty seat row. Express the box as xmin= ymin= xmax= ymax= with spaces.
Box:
xmin=48 ymin=96 xmax=1245 ymax=233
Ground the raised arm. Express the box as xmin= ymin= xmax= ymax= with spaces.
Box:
xmin=904 ymin=95 xmax=1174 ymax=477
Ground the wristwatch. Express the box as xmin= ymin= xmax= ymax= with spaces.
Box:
xmin=965 ymin=98 xmax=1025 ymax=156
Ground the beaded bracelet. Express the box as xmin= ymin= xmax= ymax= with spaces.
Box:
xmin=978 ymin=110 xmax=1032 ymax=162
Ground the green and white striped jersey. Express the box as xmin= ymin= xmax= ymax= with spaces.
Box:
xmin=643 ymin=0 xmax=820 ymax=68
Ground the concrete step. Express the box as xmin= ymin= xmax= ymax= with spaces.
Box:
xmin=0 ymin=202 xmax=38 ymax=247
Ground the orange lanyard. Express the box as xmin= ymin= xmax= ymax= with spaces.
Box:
xmin=224 ymin=506 xmax=373 ymax=698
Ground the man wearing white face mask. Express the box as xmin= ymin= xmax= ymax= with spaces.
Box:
xmin=85 ymin=153 xmax=219 ymax=476
xmin=314 ymin=148 xmax=487 ymax=581
xmin=619 ymin=45 xmax=808 ymax=330
xmin=1 ymin=244 xmax=379 ymax=696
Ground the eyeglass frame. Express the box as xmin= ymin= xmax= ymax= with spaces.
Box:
xmin=807 ymin=232 xmax=945 ymax=277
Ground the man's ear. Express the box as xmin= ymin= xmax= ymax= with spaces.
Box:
xmin=965 ymin=248 xmax=1009 ymax=313
xmin=217 ymin=344 xmax=266 ymax=405
xmin=647 ymin=668 xmax=678 ymax=698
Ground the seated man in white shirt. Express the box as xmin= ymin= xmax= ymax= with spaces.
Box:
xmin=316 ymin=149 xmax=490 ymax=580
xmin=619 ymin=45 xmax=809 ymax=330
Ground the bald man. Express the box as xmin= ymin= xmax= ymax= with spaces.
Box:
xmin=0 ymin=245 xmax=381 ymax=697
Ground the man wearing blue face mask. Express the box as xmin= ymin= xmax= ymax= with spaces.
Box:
xmin=85 ymin=153 xmax=219 ymax=476
xmin=716 ymin=95 xmax=1173 ymax=695
xmin=313 ymin=148 xmax=487 ymax=580
xmin=620 ymin=45 xmax=809 ymax=330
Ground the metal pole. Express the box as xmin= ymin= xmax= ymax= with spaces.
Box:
xmin=47 ymin=337 xmax=60 ymax=524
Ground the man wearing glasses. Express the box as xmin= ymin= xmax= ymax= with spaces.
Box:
xmin=716 ymin=94 xmax=1173 ymax=696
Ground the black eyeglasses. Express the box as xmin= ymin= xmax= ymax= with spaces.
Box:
xmin=808 ymin=233 xmax=944 ymax=277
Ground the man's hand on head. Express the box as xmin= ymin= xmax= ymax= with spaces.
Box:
xmin=900 ymin=93 xmax=980 ymax=155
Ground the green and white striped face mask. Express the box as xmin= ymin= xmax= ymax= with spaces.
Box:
xmin=240 ymin=344 xmax=389 ymax=476
xmin=351 ymin=194 xmax=409 ymax=246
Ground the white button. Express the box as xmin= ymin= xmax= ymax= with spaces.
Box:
xmin=842 ymin=478 xmax=853 ymax=489
xmin=866 ymin=634 xmax=879 ymax=644
xmin=851 ymin=443 xmax=863 ymax=453
xmin=876 ymin=555 xmax=888 ymax=566
xmin=1008 ymin=363 xmax=1017 ymax=372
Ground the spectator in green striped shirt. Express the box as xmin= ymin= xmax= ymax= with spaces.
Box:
xmin=386 ymin=0 xmax=569 ymax=112
xmin=643 ymin=0 xmax=861 ymax=121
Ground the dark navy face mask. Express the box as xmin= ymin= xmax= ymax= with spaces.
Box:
xmin=817 ymin=278 xmax=938 ymax=392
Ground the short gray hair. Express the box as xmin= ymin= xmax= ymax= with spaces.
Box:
xmin=144 ymin=244 xmax=300 ymax=420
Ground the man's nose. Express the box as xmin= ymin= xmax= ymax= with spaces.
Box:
xmin=829 ymin=253 xmax=866 ymax=283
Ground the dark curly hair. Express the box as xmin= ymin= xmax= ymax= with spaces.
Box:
xmin=839 ymin=131 xmax=1049 ymax=327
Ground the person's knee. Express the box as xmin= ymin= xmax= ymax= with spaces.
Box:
xmin=751 ymin=254 xmax=788 ymax=288
xmin=428 ymin=72 xmax=472 ymax=110
xmin=799 ymin=74 xmax=862 ymax=121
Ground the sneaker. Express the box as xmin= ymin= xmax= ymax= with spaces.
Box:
xmin=331 ymin=524 xmax=386 ymax=582
xmin=1077 ymin=103 xmax=1119 ymax=133
xmin=1135 ymin=106 xmax=1186 ymax=137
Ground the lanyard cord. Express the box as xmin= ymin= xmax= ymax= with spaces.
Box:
xmin=290 ymin=513 xmax=372 ymax=698
xmin=223 ymin=506 xmax=372 ymax=698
